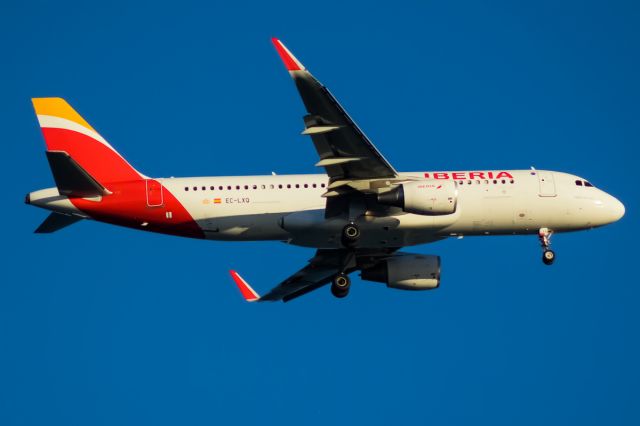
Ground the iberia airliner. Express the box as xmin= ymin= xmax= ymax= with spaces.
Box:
xmin=26 ymin=38 xmax=625 ymax=302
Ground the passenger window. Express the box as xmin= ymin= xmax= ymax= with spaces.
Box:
xmin=210 ymin=186 xmax=214 ymax=190
xmin=492 ymin=180 xmax=497 ymax=184
xmin=278 ymin=184 xmax=283 ymax=189
xmin=227 ymin=185 xmax=232 ymax=190
xmin=475 ymin=180 xmax=481 ymax=184
xmin=575 ymin=180 xmax=583 ymax=186
xmin=321 ymin=183 xmax=326 ymax=188
xmin=304 ymin=184 xmax=308 ymax=188
xmin=287 ymin=184 xmax=291 ymax=189
xmin=193 ymin=186 xmax=198 ymax=191
xmin=458 ymin=180 xmax=464 ymax=185
xmin=484 ymin=180 xmax=489 ymax=184
xmin=252 ymin=185 xmax=257 ymax=190
xmin=510 ymin=179 xmax=514 ymax=184
xmin=312 ymin=183 xmax=317 ymax=188
xmin=501 ymin=180 xmax=506 ymax=184
xmin=261 ymin=185 xmax=266 ymax=189
xmin=236 ymin=185 xmax=240 ymax=190
xmin=467 ymin=180 xmax=472 ymax=185
xmin=185 ymin=187 xmax=189 ymax=191
xmin=202 ymin=186 xmax=206 ymax=191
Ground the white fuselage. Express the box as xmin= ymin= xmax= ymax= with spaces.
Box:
xmin=151 ymin=169 xmax=624 ymax=249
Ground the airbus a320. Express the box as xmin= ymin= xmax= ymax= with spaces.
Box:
xmin=26 ymin=38 xmax=625 ymax=302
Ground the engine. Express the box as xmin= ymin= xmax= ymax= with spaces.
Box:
xmin=360 ymin=253 xmax=441 ymax=290
xmin=377 ymin=180 xmax=457 ymax=215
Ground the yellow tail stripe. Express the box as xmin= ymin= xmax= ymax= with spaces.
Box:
xmin=32 ymin=98 xmax=95 ymax=132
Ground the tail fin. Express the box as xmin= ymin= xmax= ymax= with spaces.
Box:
xmin=32 ymin=98 xmax=144 ymax=184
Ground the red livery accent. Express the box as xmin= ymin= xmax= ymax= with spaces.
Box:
xmin=272 ymin=38 xmax=302 ymax=71
xmin=495 ymin=172 xmax=513 ymax=179
xmin=41 ymin=128 xmax=141 ymax=184
xmin=229 ymin=270 xmax=260 ymax=302
xmin=423 ymin=171 xmax=514 ymax=180
xmin=68 ymin=181 xmax=204 ymax=239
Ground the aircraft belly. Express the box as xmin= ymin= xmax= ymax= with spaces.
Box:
xmin=283 ymin=211 xmax=446 ymax=249
xmin=201 ymin=213 xmax=290 ymax=241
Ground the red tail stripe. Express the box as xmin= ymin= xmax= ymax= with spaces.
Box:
xmin=42 ymin=128 xmax=141 ymax=184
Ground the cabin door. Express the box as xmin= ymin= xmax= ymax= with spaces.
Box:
xmin=146 ymin=179 xmax=164 ymax=207
xmin=537 ymin=171 xmax=556 ymax=197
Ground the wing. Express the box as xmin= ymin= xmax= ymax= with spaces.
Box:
xmin=230 ymin=249 xmax=399 ymax=302
xmin=230 ymin=249 xmax=350 ymax=302
xmin=272 ymin=38 xmax=398 ymax=182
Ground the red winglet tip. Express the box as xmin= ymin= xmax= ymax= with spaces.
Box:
xmin=271 ymin=38 xmax=304 ymax=71
xmin=229 ymin=270 xmax=260 ymax=302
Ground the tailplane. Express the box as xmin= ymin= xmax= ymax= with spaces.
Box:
xmin=34 ymin=212 xmax=82 ymax=233
xmin=45 ymin=151 xmax=110 ymax=197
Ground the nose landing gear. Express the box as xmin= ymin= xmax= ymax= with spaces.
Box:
xmin=538 ymin=227 xmax=555 ymax=265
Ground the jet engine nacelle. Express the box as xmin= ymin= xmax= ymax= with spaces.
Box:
xmin=377 ymin=180 xmax=457 ymax=215
xmin=360 ymin=253 xmax=441 ymax=290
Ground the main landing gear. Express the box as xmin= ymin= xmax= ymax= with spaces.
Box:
xmin=538 ymin=227 xmax=556 ymax=265
xmin=341 ymin=222 xmax=361 ymax=247
xmin=331 ymin=273 xmax=351 ymax=298
xmin=331 ymin=248 xmax=356 ymax=299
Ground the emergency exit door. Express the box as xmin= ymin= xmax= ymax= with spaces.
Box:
xmin=537 ymin=171 xmax=556 ymax=197
xmin=146 ymin=179 xmax=164 ymax=207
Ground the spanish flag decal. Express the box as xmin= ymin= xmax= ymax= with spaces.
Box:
xmin=214 ymin=198 xmax=222 ymax=204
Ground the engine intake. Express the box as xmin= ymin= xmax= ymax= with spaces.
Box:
xmin=361 ymin=253 xmax=441 ymax=290
xmin=378 ymin=180 xmax=457 ymax=215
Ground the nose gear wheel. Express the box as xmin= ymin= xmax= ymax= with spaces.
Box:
xmin=538 ymin=228 xmax=555 ymax=265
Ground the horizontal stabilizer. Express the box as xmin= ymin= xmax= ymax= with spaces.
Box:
xmin=35 ymin=212 xmax=82 ymax=233
xmin=46 ymin=151 xmax=110 ymax=197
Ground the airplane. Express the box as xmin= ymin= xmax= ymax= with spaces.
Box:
xmin=25 ymin=38 xmax=625 ymax=302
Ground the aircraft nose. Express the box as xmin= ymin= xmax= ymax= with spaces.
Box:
xmin=609 ymin=196 xmax=625 ymax=222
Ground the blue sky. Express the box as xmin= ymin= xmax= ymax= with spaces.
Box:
xmin=1 ymin=1 xmax=638 ymax=424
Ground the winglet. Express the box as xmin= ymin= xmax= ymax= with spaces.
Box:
xmin=230 ymin=270 xmax=261 ymax=302
xmin=271 ymin=38 xmax=306 ymax=71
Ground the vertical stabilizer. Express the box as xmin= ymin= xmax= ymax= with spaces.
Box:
xmin=32 ymin=98 xmax=144 ymax=184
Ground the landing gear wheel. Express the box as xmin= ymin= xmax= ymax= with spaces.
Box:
xmin=341 ymin=223 xmax=360 ymax=247
xmin=542 ymin=249 xmax=555 ymax=265
xmin=538 ymin=228 xmax=555 ymax=266
xmin=331 ymin=273 xmax=351 ymax=298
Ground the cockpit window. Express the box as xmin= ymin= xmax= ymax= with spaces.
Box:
xmin=575 ymin=180 xmax=583 ymax=186
xmin=584 ymin=181 xmax=594 ymax=187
